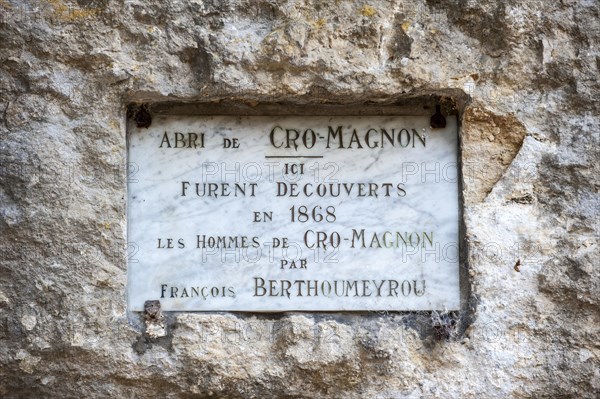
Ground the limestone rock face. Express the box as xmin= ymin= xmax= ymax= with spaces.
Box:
xmin=1 ymin=1 xmax=598 ymax=397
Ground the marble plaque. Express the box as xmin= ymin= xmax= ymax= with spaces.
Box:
xmin=127 ymin=115 xmax=460 ymax=311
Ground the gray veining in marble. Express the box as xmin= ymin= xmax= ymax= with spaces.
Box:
xmin=127 ymin=115 xmax=460 ymax=311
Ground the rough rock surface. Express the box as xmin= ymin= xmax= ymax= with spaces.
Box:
xmin=1 ymin=0 xmax=599 ymax=397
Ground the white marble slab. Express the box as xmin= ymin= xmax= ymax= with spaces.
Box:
xmin=127 ymin=115 xmax=460 ymax=311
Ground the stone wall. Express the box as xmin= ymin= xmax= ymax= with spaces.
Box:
xmin=1 ymin=0 xmax=598 ymax=397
